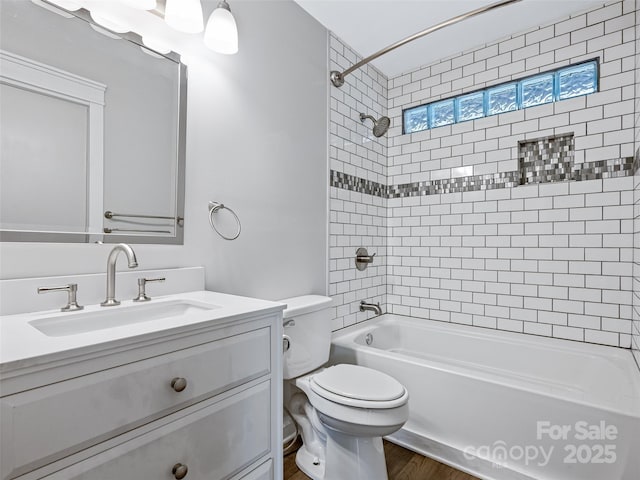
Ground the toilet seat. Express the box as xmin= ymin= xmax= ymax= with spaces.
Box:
xmin=310 ymin=364 xmax=408 ymax=409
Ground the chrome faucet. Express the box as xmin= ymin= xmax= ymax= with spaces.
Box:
xmin=101 ymin=243 xmax=138 ymax=307
xmin=360 ymin=300 xmax=382 ymax=316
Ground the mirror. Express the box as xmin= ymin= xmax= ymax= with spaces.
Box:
xmin=0 ymin=0 xmax=186 ymax=244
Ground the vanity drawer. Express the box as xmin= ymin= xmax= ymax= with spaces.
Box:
xmin=1 ymin=327 xmax=270 ymax=479
xmin=38 ymin=381 xmax=271 ymax=480
xmin=238 ymin=459 xmax=273 ymax=480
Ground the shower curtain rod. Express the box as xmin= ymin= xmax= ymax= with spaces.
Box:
xmin=330 ymin=0 xmax=522 ymax=88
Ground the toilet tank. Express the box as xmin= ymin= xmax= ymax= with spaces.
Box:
xmin=280 ymin=295 xmax=333 ymax=380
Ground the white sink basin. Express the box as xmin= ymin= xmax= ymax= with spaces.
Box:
xmin=29 ymin=300 xmax=221 ymax=337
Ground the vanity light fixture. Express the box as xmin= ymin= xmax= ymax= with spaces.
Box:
xmin=141 ymin=35 xmax=172 ymax=54
xmin=204 ymin=0 xmax=238 ymax=54
xmin=164 ymin=0 xmax=204 ymax=34
xmin=41 ymin=0 xmax=239 ymax=55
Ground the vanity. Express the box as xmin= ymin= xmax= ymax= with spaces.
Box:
xmin=0 ymin=269 xmax=285 ymax=480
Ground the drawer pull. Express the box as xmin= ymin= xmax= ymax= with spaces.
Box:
xmin=170 ymin=377 xmax=187 ymax=392
xmin=172 ymin=463 xmax=189 ymax=479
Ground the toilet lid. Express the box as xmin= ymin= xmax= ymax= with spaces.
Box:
xmin=311 ymin=364 xmax=405 ymax=402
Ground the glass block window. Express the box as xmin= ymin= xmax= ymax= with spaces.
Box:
xmin=457 ymin=92 xmax=484 ymax=122
xmin=430 ymin=99 xmax=455 ymax=127
xmin=403 ymin=59 xmax=598 ymax=134
xmin=487 ymin=83 xmax=518 ymax=115
xmin=521 ymin=74 xmax=554 ymax=108
xmin=558 ymin=62 xmax=598 ymax=100
xmin=403 ymin=105 xmax=428 ymax=133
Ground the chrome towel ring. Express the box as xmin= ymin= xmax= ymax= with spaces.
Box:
xmin=208 ymin=201 xmax=241 ymax=240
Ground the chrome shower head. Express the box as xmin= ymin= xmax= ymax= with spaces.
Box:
xmin=360 ymin=113 xmax=390 ymax=137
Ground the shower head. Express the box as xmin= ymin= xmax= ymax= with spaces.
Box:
xmin=360 ymin=113 xmax=390 ymax=137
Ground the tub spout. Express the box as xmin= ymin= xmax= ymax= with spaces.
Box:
xmin=360 ymin=300 xmax=382 ymax=315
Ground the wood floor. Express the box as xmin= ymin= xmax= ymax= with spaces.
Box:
xmin=284 ymin=440 xmax=479 ymax=480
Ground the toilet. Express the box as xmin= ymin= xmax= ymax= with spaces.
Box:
xmin=281 ymin=295 xmax=409 ymax=480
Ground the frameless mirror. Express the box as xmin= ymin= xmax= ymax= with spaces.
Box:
xmin=0 ymin=0 xmax=186 ymax=244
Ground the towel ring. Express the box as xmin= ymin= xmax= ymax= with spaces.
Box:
xmin=208 ymin=201 xmax=241 ymax=240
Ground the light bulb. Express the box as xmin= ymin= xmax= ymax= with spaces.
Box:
xmin=204 ymin=1 xmax=238 ymax=54
xmin=164 ymin=0 xmax=204 ymax=34
xmin=119 ymin=0 xmax=156 ymax=10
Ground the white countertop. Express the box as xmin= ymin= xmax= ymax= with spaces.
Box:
xmin=0 ymin=290 xmax=285 ymax=372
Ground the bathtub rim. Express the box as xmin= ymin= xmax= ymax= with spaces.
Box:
xmin=330 ymin=313 xmax=640 ymax=419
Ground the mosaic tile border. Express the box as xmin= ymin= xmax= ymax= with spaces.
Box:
xmin=572 ymin=157 xmax=634 ymax=181
xmin=389 ymin=171 xmax=520 ymax=198
xmin=331 ymin=155 xmax=634 ymax=199
xmin=330 ymin=170 xmax=387 ymax=197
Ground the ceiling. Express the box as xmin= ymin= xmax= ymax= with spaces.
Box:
xmin=293 ymin=0 xmax=604 ymax=78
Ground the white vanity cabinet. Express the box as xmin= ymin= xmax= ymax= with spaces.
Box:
xmin=0 ymin=294 xmax=284 ymax=480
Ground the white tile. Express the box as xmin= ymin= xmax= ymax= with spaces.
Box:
xmin=585 ymin=329 xmax=619 ymax=346
xmin=586 ymin=3 xmax=622 ymax=25
xmin=555 ymin=14 xmax=587 ymax=36
xmin=553 ymin=325 xmax=584 ymax=341
xmin=568 ymin=313 xmax=601 ymax=329
xmin=571 ymin=23 xmax=604 ymax=43
xmin=451 ymin=166 xmax=473 ymax=178
xmin=570 ymin=180 xmax=603 ymax=194
xmin=524 ymin=322 xmax=553 ymax=337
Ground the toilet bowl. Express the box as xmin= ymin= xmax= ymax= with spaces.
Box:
xmin=300 ymin=364 xmax=409 ymax=435
xmin=281 ymin=295 xmax=409 ymax=480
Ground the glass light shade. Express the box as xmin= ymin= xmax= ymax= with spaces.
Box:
xmin=204 ymin=3 xmax=238 ymax=54
xmin=142 ymin=36 xmax=172 ymax=54
xmin=90 ymin=10 xmax=130 ymax=33
xmin=119 ymin=0 xmax=157 ymax=10
xmin=165 ymin=0 xmax=204 ymax=34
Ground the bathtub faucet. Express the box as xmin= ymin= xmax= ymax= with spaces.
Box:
xmin=360 ymin=300 xmax=382 ymax=316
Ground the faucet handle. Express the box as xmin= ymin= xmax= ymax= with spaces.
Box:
xmin=355 ymin=247 xmax=376 ymax=271
xmin=37 ymin=283 xmax=84 ymax=312
xmin=133 ymin=277 xmax=165 ymax=302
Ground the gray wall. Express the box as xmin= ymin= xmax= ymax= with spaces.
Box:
xmin=0 ymin=0 xmax=329 ymax=302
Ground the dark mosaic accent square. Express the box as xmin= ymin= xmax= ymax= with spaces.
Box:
xmin=518 ymin=133 xmax=634 ymax=183
xmin=519 ymin=134 xmax=574 ymax=185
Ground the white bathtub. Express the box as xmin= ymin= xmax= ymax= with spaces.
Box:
xmin=329 ymin=314 xmax=640 ymax=480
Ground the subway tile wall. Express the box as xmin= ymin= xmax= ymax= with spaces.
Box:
xmin=329 ymin=33 xmax=389 ymax=331
xmin=632 ymin=0 xmax=639 ymax=366
xmin=384 ymin=0 xmax=637 ymax=347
